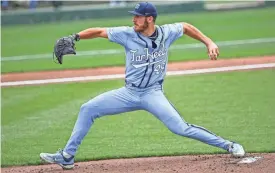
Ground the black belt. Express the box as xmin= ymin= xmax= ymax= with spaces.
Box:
xmin=128 ymin=80 xmax=163 ymax=88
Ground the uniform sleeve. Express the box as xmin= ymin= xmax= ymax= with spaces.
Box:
xmin=164 ymin=23 xmax=184 ymax=46
xmin=106 ymin=26 xmax=130 ymax=46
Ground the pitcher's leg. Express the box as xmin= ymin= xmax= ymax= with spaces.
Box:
xmin=64 ymin=87 xmax=140 ymax=156
xmin=141 ymin=89 xmax=231 ymax=151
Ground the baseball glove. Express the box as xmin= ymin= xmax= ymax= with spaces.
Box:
xmin=53 ymin=34 xmax=80 ymax=64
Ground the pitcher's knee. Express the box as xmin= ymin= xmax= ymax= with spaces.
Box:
xmin=79 ymin=102 xmax=100 ymax=120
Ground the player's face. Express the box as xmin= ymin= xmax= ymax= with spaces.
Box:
xmin=132 ymin=15 xmax=149 ymax=32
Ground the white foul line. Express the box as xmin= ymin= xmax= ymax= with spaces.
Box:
xmin=1 ymin=37 xmax=275 ymax=61
xmin=1 ymin=63 xmax=275 ymax=87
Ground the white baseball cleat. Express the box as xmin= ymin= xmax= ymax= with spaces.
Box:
xmin=228 ymin=142 xmax=245 ymax=158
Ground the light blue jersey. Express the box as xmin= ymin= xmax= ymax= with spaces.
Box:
xmin=107 ymin=23 xmax=183 ymax=88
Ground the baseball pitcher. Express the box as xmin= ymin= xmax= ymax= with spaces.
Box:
xmin=41 ymin=2 xmax=245 ymax=170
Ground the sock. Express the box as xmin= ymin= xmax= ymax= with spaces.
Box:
xmin=63 ymin=151 xmax=72 ymax=159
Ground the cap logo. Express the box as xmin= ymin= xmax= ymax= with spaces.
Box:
xmin=135 ymin=4 xmax=140 ymax=9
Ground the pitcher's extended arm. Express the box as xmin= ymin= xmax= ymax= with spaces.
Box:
xmin=183 ymin=22 xmax=219 ymax=60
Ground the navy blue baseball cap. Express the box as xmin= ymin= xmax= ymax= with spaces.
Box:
xmin=128 ymin=2 xmax=157 ymax=17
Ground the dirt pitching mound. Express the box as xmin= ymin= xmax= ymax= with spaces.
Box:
xmin=2 ymin=153 xmax=275 ymax=173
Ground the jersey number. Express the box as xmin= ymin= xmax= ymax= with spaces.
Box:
xmin=154 ymin=62 xmax=166 ymax=75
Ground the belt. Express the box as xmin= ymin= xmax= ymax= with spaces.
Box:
xmin=126 ymin=80 xmax=164 ymax=89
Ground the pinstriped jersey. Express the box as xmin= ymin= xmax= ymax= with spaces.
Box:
xmin=107 ymin=23 xmax=183 ymax=88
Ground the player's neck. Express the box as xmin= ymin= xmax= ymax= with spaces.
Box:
xmin=140 ymin=25 xmax=156 ymax=37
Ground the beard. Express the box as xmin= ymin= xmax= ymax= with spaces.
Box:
xmin=134 ymin=20 xmax=149 ymax=32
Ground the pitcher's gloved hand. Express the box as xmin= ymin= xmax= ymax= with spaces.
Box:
xmin=53 ymin=34 xmax=80 ymax=64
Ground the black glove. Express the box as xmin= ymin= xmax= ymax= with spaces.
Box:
xmin=53 ymin=34 xmax=80 ymax=64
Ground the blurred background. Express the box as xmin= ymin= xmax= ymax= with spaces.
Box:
xmin=1 ymin=0 xmax=272 ymax=25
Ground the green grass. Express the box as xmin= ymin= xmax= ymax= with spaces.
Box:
xmin=2 ymin=69 xmax=275 ymax=166
xmin=1 ymin=7 xmax=275 ymax=73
